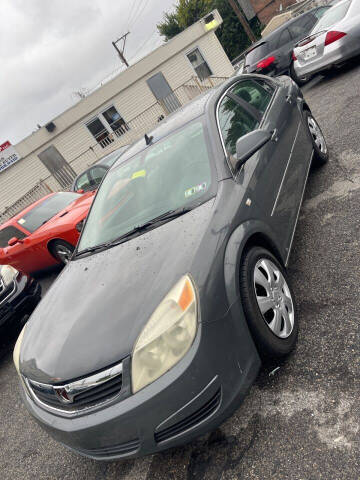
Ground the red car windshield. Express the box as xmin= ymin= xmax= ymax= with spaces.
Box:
xmin=17 ymin=192 xmax=80 ymax=233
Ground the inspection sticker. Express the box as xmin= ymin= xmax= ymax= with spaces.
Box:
xmin=185 ymin=182 xmax=207 ymax=198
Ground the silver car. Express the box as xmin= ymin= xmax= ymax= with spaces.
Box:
xmin=293 ymin=0 xmax=360 ymax=78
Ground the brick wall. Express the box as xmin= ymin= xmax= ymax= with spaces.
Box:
xmin=250 ymin=0 xmax=297 ymax=25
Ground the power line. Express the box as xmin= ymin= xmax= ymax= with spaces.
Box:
xmin=129 ymin=0 xmax=149 ymax=29
xmin=130 ymin=29 xmax=159 ymax=62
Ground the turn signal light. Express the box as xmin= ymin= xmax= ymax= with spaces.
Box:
xmin=256 ymin=56 xmax=276 ymax=70
xmin=325 ymin=31 xmax=346 ymax=46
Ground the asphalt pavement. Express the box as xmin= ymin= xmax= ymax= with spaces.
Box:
xmin=0 ymin=61 xmax=359 ymax=480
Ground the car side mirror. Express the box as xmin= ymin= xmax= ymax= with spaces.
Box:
xmin=77 ymin=189 xmax=85 ymax=194
xmin=8 ymin=237 xmax=21 ymax=247
xmin=235 ymin=129 xmax=272 ymax=171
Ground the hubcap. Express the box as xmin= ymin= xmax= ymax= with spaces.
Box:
xmin=308 ymin=116 xmax=327 ymax=154
xmin=253 ymin=259 xmax=294 ymax=339
xmin=55 ymin=245 xmax=72 ymax=264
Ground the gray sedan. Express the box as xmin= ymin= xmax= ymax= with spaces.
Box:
xmin=293 ymin=0 xmax=360 ymax=78
xmin=14 ymin=74 xmax=328 ymax=460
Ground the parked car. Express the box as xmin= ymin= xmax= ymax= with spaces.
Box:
xmin=0 ymin=191 xmax=94 ymax=274
xmin=71 ymin=145 xmax=129 ymax=193
xmin=244 ymin=6 xmax=330 ymax=84
xmin=14 ymin=74 xmax=328 ymax=460
xmin=293 ymin=0 xmax=360 ymax=79
xmin=0 ymin=265 xmax=41 ymax=330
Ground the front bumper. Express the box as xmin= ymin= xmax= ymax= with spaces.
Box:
xmin=21 ymin=307 xmax=260 ymax=460
xmin=0 ymin=274 xmax=41 ymax=328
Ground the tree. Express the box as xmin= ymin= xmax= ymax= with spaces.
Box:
xmin=157 ymin=0 xmax=262 ymax=60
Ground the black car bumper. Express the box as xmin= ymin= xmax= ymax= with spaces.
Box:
xmin=0 ymin=274 xmax=41 ymax=328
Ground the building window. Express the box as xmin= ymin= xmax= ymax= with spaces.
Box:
xmin=86 ymin=117 xmax=113 ymax=147
xmin=187 ymin=48 xmax=212 ymax=80
xmin=102 ymin=106 xmax=129 ymax=137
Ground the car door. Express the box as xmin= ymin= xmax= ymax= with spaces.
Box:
xmin=272 ymin=28 xmax=294 ymax=74
xmin=217 ymin=77 xmax=311 ymax=255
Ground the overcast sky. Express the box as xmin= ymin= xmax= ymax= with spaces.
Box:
xmin=0 ymin=0 xmax=176 ymax=145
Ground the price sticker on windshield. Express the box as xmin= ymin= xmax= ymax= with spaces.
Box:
xmin=185 ymin=183 xmax=207 ymax=198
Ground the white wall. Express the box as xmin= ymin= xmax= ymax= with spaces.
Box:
xmin=0 ymin=22 xmax=234 ymax=212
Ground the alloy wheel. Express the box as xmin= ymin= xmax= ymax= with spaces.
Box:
xmin=55 ymin=245 xmax=73 ymax=264
xmin=253 ymin=258 xmax=294 ymax=339
xmin=308 ymin=116 xmax=327 ymax=154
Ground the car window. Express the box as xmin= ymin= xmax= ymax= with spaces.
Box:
xmin=288 ymin=14 xmax=317 ymax=39
xmin=231 ymin=79 xmax=275 ymax=114
xmin=98 ymin=145 xmax=128 ymax=168
xmin=0 ymin=226 xmax=26 ymax=247
xmin=78 ymin=120 xmax=216 ymax=252
xmin=276 ymin=28 xmax=292 ymax=48
xmin=90 ymin=166 xmax=107 ymax=185
xmin=17 ymin=193 xmax=81 ymax=233
xmin=312 ymin=1 xmax=351 ymax=33
xmin=218 ymin=96 xmax=259 ymax=159
xmin=314 ymin=6 xmax=330 ymax=18
xmin=245 ymin=43 xmax=269 ymax=66
xmin=75 ymin=172 xmax=92 ymax=191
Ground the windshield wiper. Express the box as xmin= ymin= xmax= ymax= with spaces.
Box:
xmin=75 ymin=207 xmax=193 ymax=258
xmin=107 ymin=207 xmax=193 ymax=246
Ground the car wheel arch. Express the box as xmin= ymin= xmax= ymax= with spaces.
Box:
xmin=224 ymin=221 xmax=285 ymax=309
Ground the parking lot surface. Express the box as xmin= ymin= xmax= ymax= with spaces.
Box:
xmin=1 ymin=62 xmax=359 ymax=479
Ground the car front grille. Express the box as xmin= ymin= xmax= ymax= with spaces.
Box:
xmin=154 ymin=388 xmax=222 ymax=443
xmin=75 ymin=438 xmax=140 ymax=458
xmin=25 ymin=361 xmax=123 ymax=414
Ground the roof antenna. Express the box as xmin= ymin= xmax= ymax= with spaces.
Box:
xmin=144 ymin=133 xmax=153 ymax=145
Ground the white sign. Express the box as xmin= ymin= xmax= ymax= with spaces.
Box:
xmin=0 ymin=141 xmax=21 ymax=173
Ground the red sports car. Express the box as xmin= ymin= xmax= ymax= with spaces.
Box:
xmin=0 ymin=191 xmax=94 ymax=274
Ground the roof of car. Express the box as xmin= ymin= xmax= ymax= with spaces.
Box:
xmin=113 ymin=88 xmax=215 ymax=166
xmin=247 ymin=6 xmax=323 ymax=51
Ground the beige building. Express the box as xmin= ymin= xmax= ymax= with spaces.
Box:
xmin=0 ymin=10 xmax=234 ymax=219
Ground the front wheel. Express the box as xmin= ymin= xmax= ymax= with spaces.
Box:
xmin=240 ymin=246 xmax=298 ymax=358
xmin=304 ymin=111 xmax=329 ymax=167
xmin=49 ymin=240 xmax=74 ymax=265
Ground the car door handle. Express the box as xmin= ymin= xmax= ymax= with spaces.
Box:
xmin=286 ymin=94 xmax=293 ymax=104
xmin=271 ymin=129 xmax=279 ymax=142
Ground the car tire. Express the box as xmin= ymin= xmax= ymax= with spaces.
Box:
xmin=290 ymin=62 xmax=310 ymax=86
xmin=304 ymin=111 xmax=329 ymax=167
xmin=49 ymin=240 xmax=75 ymax=265
xmin=239 ymin=246 xmax=298 ymax=358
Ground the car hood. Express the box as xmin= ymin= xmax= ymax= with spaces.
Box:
xmin=20 ymin=199 xmax=216 ymax=383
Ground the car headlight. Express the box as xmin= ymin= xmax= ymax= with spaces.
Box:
xmin=0 ymin=265 xmax=18 ymax=286
xmin=13 ymin=324 xmax=27 ymax=375
xmin=132 ymin=275 xmax=198 ymax=393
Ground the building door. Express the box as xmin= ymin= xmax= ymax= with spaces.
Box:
xmin=38 ymin=146 xmax=76 ymax=189
xmin=147 ymin=72 xmax=181 ymax=114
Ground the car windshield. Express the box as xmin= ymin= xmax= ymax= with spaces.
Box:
xmin=245 ymin=43 xmax=269 ymax=66
xmin=312 ymin=0 xmax=351 ymax=33
xmin=17 ymin=192 xmax=80 ymax=233
xmin=78 ymin=120 xmax=215 ymax=252
xmin=98 ymin=145 xmax=128 ymax=168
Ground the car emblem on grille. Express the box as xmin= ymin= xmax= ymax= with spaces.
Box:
xmin=53 ymin=386 xmax=74 ymax=403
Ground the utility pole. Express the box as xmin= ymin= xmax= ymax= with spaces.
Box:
xmin=228 ymin=0 xmax=256 ymax=43
xmin=112 ymin=32 xmax=130 ymax=67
